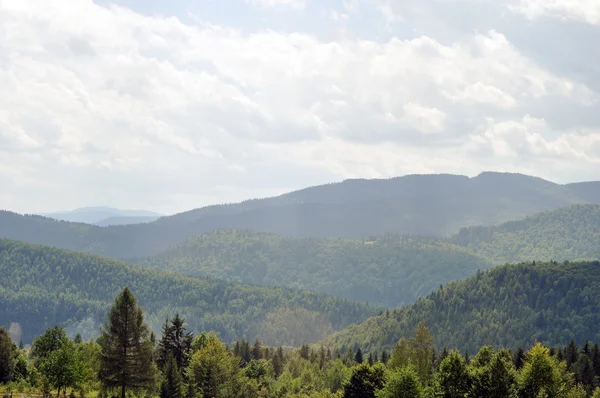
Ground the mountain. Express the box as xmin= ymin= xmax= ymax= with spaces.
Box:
xmin=0 ymin=239 xmax=378 ymax=346
xmin=94 ymin=216 xmax=161 ymax=226
xmin=2 ymin=172 xmax=600 ymax=259
xmin=138 ymin=230 xmax=491 ymax=308
xmin=451 ymin=204 xmax=600 ymax=264
xmin=43 ymin=206 xmax=162 ymax=225
xmin=321 ymin=260 xmax=600 ymax=354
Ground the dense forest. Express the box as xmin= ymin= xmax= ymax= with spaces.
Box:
xmin=0 ymin=239 xmax=378 ymax=346
xmin=2 ymin=290 xmax=600 ymax=398
xmin=451 ymin=204 xmax=600 ymax=264
xmin=138 ymin=230 xmax=490 ymax=307
xmin=322 ymin=260 xmax=600 ymax=354
xmin=138 ymin=204 xmax=600 ymax=308
xmin=2 ymin=172 xmax=600 ymax=259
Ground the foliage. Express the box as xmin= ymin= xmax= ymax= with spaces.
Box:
xmin=0 ymin=239 xmax=377 ymax=345
xmin=322 ymin=261 xmax=600 ymax=353
xmin=139 ymin=230 xmax=491 ymax=307
xmin=376 ymin=366 xmax=422 ymax=398
xmin=98 ymin=287 xmax=156 ymax=398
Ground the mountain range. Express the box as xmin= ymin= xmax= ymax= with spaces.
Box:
xmin=2 ymin=172 xmax=600 ymax=259
xmin=42 ymin=206 xmax=163 ymax=226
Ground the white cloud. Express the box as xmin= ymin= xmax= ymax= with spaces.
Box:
xmin=511 ymin=0 xmax=600 ymax=25
xmin=0 ymin=0 xmax=598 ymax=214
xmin=245 ymin=0 xmax=307 ymax=10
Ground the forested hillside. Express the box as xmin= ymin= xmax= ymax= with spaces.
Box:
xmin=139 ymin=230 xmax=490 ymax=307
xmin=452 ymin=204 xmax=600 ymax=263
xmin=322 ymin=261 xmax=600 ymax=354
xmin=2 ymin=172 xmax=599 ymax=259
xmin=0 ymin=239 xmax=378 ymax=346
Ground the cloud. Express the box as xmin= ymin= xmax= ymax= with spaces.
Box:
xmin=245 ymin=0 xmax=307 ymax=10
xmin=0 ymin=0 xmax=598 ymax=214
xmin=511 ymin=0 xmax=600 ymax=25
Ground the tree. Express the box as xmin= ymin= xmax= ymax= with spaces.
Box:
xmin=412 ymin=321 xmax=434 ymax=384
xmin=343 ymin=363 xmax=386 ymax=398
xmin=186 ymin=335 xmax=240 ymax=398
xmin=98 ymin=287 xmax=156 ymax=398
xmin=160 ymin=355 xmax=184 ymax=398
xmin=0 ymin=327 xmax=15 ymax=384
xmin=355 ymin=348 xmax=364 ymax=364
xmin=376 ymin=366 xmax=422 ymax=398
xmin=157 ymin=314 xmax=193 ymax=373
xmin=469 ymin=348 xmax=517 ymax=398
xmin=518 ymin=343 xmax=572 ymax=398
xmin=438 ymin=350 xmax=470 ymax=398
xmin=31 ymin=327 xmax=85 ymax=398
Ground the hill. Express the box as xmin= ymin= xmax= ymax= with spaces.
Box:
xmin=0 ymin=239 xmax=378 ymax=346
xmin=139 ymin=230 xmax=491 ymax=307
xmin=42 ymin=206 xmax=162 ymax=225
xmin=94 ymin=215 xmax=161 ymax=226
xmin=321 ymin=261 xmax=600 ymax=354
xmin=2 ymin=172 xmax=599 ymax=258
xmin=451 ymin=204 xmax=600 ymax=264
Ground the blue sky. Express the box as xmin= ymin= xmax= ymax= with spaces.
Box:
xmin=0 ymin=0 xmax=599 ymax=214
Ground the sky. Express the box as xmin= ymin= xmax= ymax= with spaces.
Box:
xmin=1 ymin=0 xmax=599 ymax=214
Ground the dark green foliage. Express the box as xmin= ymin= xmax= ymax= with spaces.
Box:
xmin=438 ymin=350 xmax=470 ymax=398
xmin=140 ymin=230 xmax=491 ymax=307
xmin=0 ymin=239 xmax=377 ymax=345
xmin=355 ymin=348 xmax=364 ymax=364
xmin=157 ymin=315 xmax=193 ymax=373
xmin=0 ymin=328 xmax=14 ymax=383
xmin=323 ymin=261 xmax=600 ymax=354
xmin=343 ymin=362 xmax=386 ymax=398
xmin=160 ymin=355 xmax=184 ymax=398
xmin=98 ymin=287 xmax=155 ymax=398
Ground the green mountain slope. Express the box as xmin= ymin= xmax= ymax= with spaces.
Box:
xmin=322 ymin=261 xmax=600 ymax=354
xmin=2 ymin=172 xmax=599 ymax=259
xmin=0 ymin=239 xmax=378 ymax=346
xmin=451 ymin=204 xmax=600 ymax=264
xmin=139 ymin=230 xmax=491 ymax=308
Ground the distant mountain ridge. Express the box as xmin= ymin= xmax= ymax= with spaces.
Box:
xmin=1 ymin=171 xmax=599 ymax=259
xmin=42 ymin=206 xmax=162 ymax=225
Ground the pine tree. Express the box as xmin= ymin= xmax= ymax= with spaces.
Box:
xmin=567 ymin=340 xmax=578 ymax=369
xmin=355 ymin=348 xmax=364 ymax=364
xmin=98 ymin=287 xmax=155 ymax=398
xmin=158 ymin=314 xmax=193 ymax=373
xmin=252 ymin=339 xmax=262 ymax=360
xmin=160 ymin=355 xmax=184 ymax=398
xmin=514 ymin=347 xmax=525 ymax=371
xmin=0 ymin=327 xmax=14 ymax=383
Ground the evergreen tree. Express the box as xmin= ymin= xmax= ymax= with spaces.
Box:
xmin=252 ymin=339 xmax=262 ymax=360
xmin=355 ymin=348 xmax=364 ymax=364
xmin=98 ymin=287 xmax=155 ymax=398
xmin=380 ymin=351 xmax=389 ymax=364
xmin=0 ymin=327 xmax=14 ymax=383
xmin=343 ymin=362 xmax=386 ymax=398
xmin=567 ymin=340 xmax=579 ymax=369
xmin=438 ymin=350 xmax=470 ymax=398
xmin=157 ymin=314 xmax=193 ymax=373
xmin=514 ymin=347 xmax=525 ymax=370
xmin=518 ymin=343 xmax=571 ymax=398
xmin=160 ymin=355 xmax=184 ymax=398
